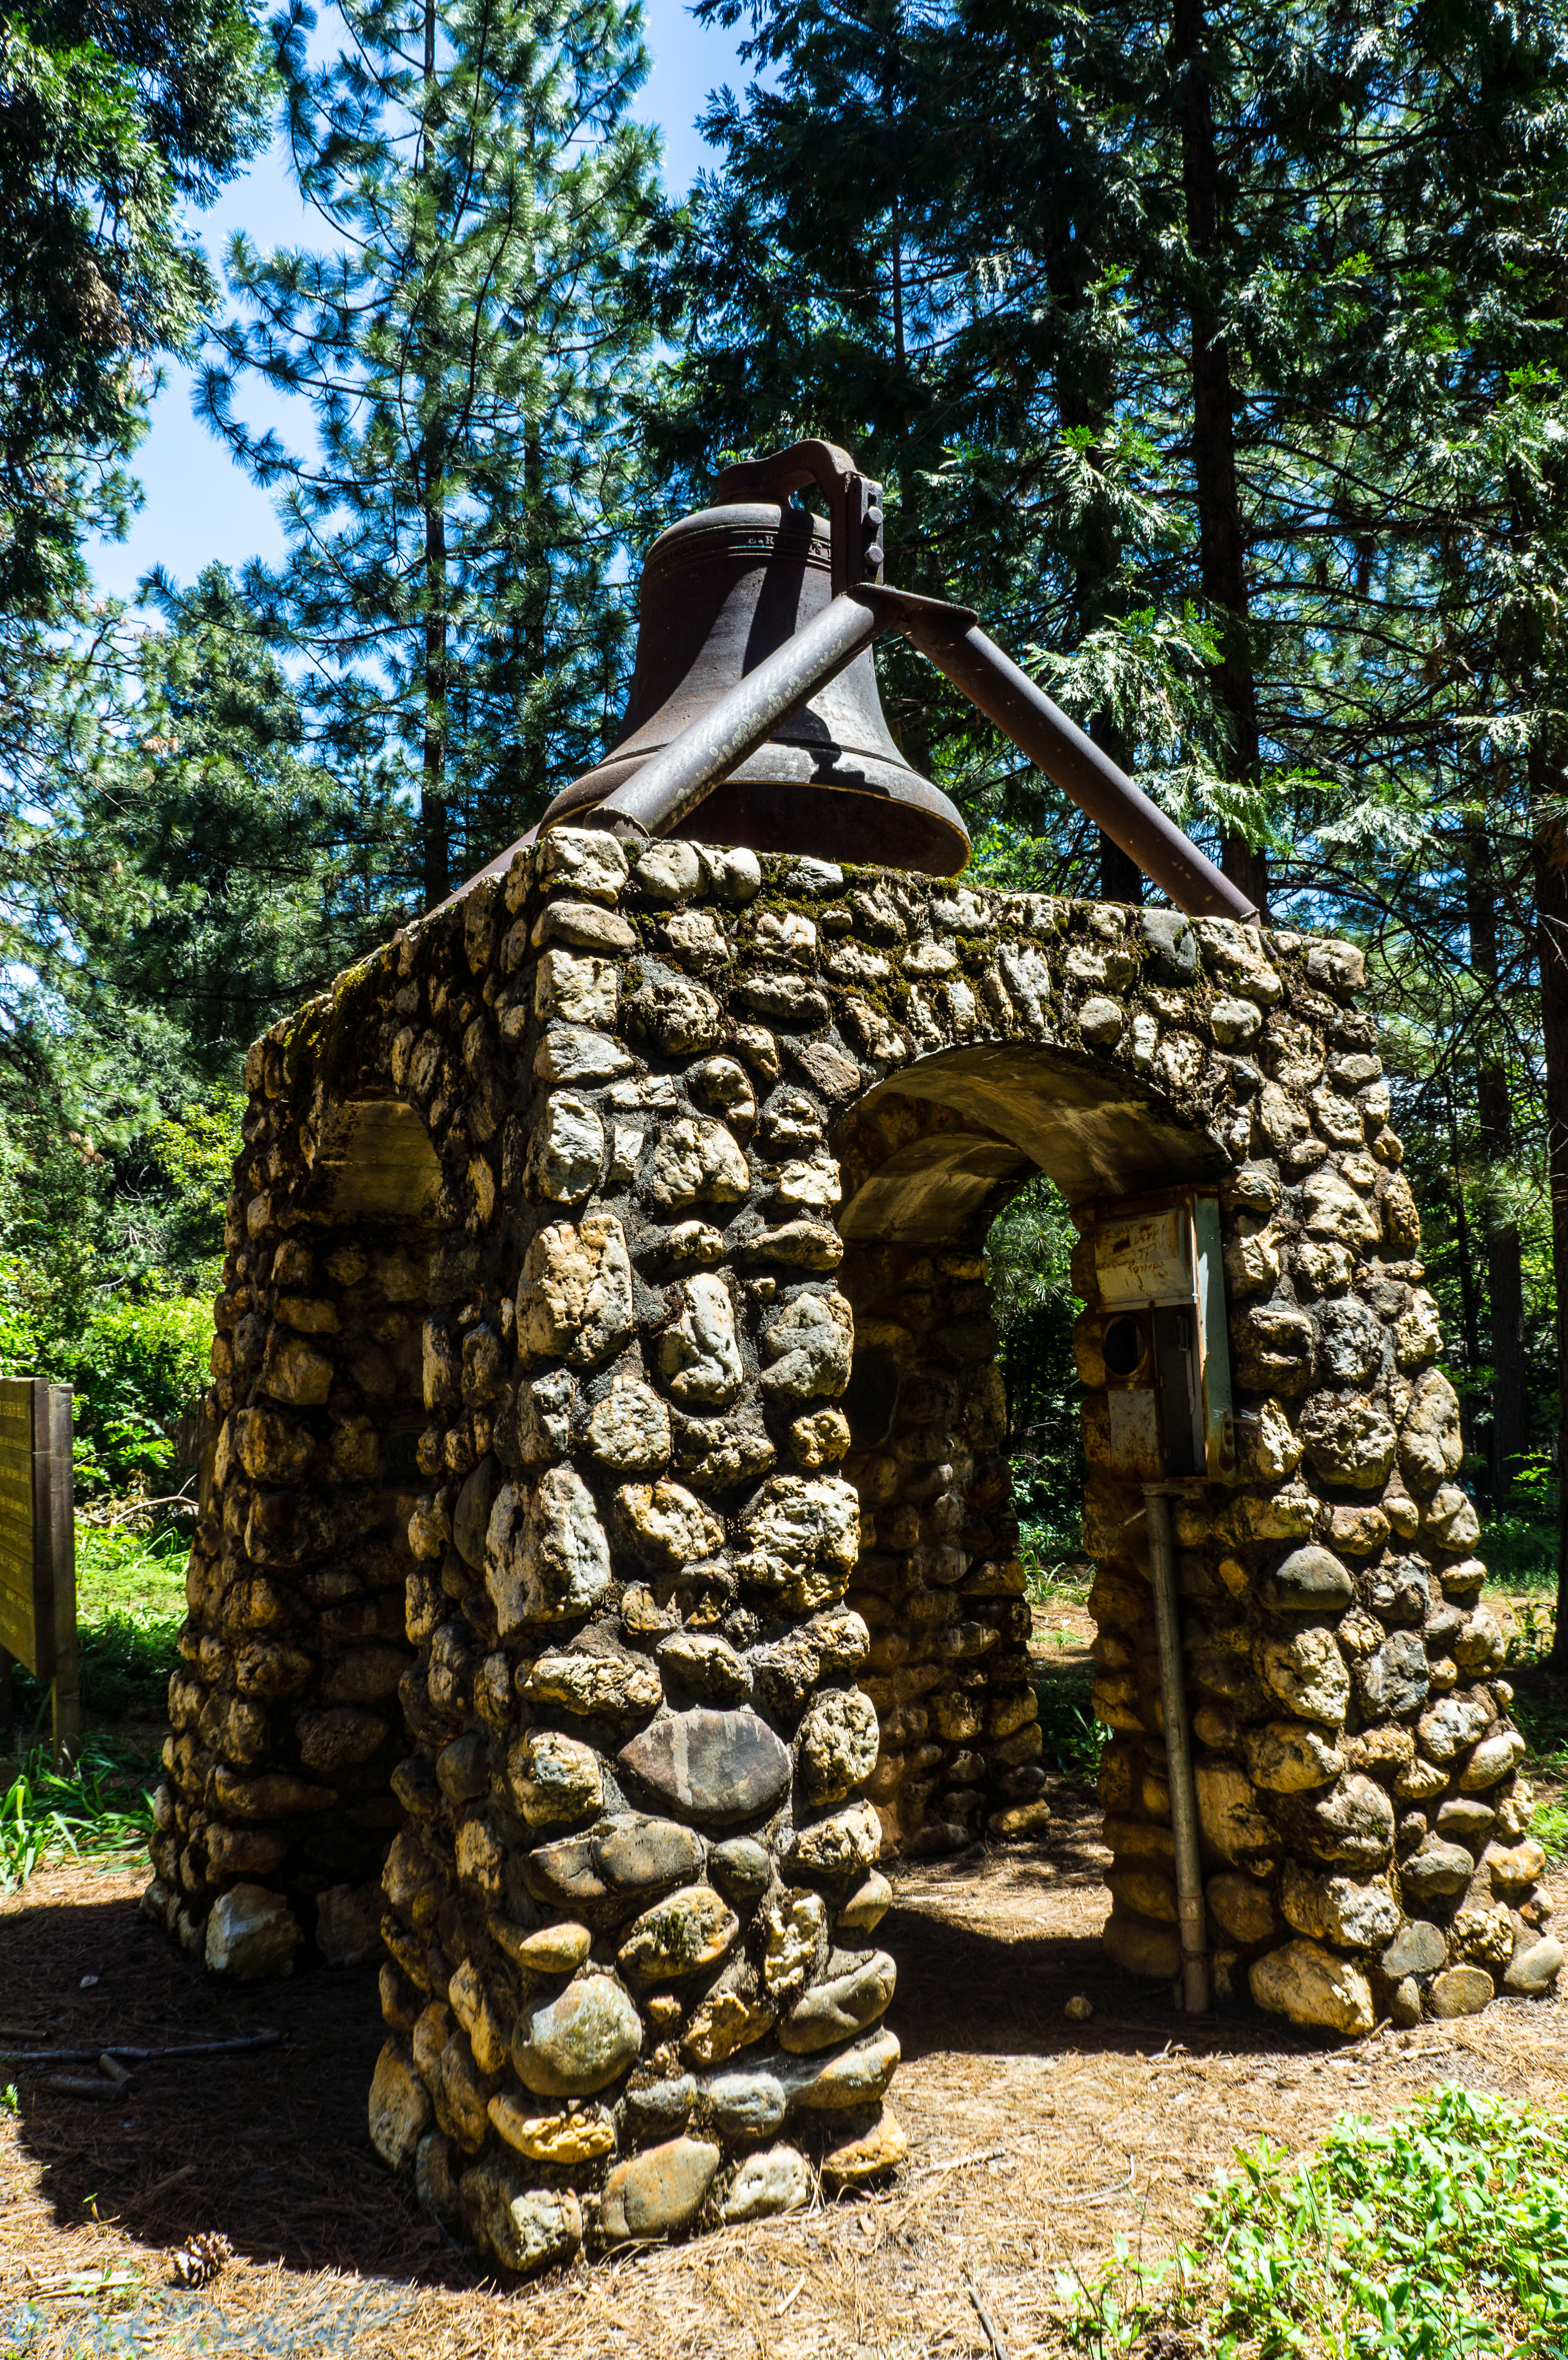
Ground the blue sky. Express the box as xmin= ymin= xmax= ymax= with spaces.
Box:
xmin=87 ymin=0 xmax=747 ymax=607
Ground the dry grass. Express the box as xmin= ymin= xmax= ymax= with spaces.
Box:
xmin=6 ymin=1828 xmax=1568 ymax=2360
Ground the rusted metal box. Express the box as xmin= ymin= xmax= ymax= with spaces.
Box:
xmin=1091 ymin=1192 xmax=1235 ymax=1483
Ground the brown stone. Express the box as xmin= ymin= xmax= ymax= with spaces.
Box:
xmin=618 ymin=1708 xmax=792 ymax=1826
xmin=1428 ymin=1965 xmax=1494 ymax=2018
xmin=820 ymin=2106 xmax=908 ymax=2188
xmin=600 ymin=2136 xmax=723 ymax=2242
xmin=618 ymin=1885 xmax=739 ymax=1980
xmin=512 ymin=1974 xmax=643 ymax=2097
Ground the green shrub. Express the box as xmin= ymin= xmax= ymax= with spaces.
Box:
xmin=1032 ymin=1654 xmax=1106 ymax=1783
xmin=1480 ymin=1511 xmax=1557 ymax=1589
xmin=60 ymin=1291 xmax=214 ymax=1496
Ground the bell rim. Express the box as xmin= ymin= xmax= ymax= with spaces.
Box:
xmin=546 ymin=738 xmax=956 ymax=817
xmin=538 ymin=758 xmax=971 ymax=879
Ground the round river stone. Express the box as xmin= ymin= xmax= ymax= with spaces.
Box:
xmin=512 ymin=1973 xmax=642 ymax=2097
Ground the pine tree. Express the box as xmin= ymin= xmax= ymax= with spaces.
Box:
xmin=0 ymin=0 xmax=270 ymax=622
xmin=201 ymin=0 xmax=661 ymax=909
xmin=661 ymin=0 xmax=1268 ymax=894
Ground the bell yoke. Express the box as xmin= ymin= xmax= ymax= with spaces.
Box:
xmin=535 ymin=438 xmax=1255 ymax=920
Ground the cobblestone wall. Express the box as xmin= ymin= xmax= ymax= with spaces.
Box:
xmin=145 ymin=829 xmax=1557 ymax=2273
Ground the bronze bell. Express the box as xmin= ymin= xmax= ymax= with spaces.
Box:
xmin=539 ymin=496 xmax=971 ymax=876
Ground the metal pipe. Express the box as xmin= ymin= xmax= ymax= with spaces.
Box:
xmin=1144 ymin=1485 xmax=1210 ymax=2013
xmin=585 ymin=590 xmax=886 ymax=845
xmin=894 ymin=608 xmax=1258 ymax=922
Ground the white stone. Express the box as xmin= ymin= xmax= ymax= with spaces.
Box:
xmin=587 ymin=1377 xmax=671 ymax=1472
xmin=485 ymin=1464 xmax=611 ymax=1632
xmin=760 ymin=1291 xmax=854 ymax=1401
xmin=1256 ymin=1626 xmax=1350 ymax=1726
xmin=1394 ymin=1290 xmax=1443 ymax=1368
xmin=532 ymin=1024 xmax=635 ymax=1083
xmin=658 ymin=1271 xmax=745 ymax=1407
xmin=646 ymin=1118 xmax=750 ymax=1211
xmin=204 ymin=1882 xmax=300 ymax=1978
xmin=721 ymin=2144 xmax=810 ymax=2222
xmin=607 ymin=1120 xmax=644 ymax=1188
xmin=798 ymin=1687 xmax=881 ymax=1803
xmin=516 ymin=1213 xmax=633 ymax=1366
xmin=775 ymin=1150 xmax=842 ymax=1210
xmin=535 ymin=826 xmax=628 ymax=901
xmin=1151 ymin=1032 xmax=1204 ymax=1095
xmin=533 ymin=948 xmax=618 ymax=1026
xmin=1399 ymin=1369 xmax=1464 ymax=1491
xmin=689 ymin=1055 xmax=757 ymax=1131
xmin=737 ymin=1475 xmax=860 ymax=1610
xmin=1416 ymin=1690 xmax=1491 ymax=1762
xmin=615 ymin=1477 xmax=725 ymax=1572
xmin=1280 ymin=1865 xmax=1400 ymax=1948
xmin=527 ymin=1092 xmax=603 ymax=1202
xmin=1423 ymin=1484 xmax=1481 ymax=1552
xmin=1077 ymin=995 xmax=1123 ymax=1049
xmin=1211 ymin=995 xmax=1262 ymax=1045
xmin=1240 ymin=1398 xmax=1303 ymax=1481
xmin=699 ymin=845 xmax=762 ymax=902
xmin=506 ymin=1367 xmax=577 ymax=1465
xmin=1458 ymin=1729 xmax=1526 ymax=1790
xmin=633 ymin=840 xmax=703 ymax=901
xmin=1301 ymin=1167 xmax=1382 ymax=1247
xmin=529 ymin=898 xmax=637 ymax=954
xmin=508 ymin=1729 xmax=604 ymax=1827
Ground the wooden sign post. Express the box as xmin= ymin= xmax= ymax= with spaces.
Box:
xmin=0 ymin=1377 xmax=79 ymax=1767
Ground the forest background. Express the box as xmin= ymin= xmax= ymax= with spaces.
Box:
xmin=3 ymin=0 xmax=1567 ymax=1638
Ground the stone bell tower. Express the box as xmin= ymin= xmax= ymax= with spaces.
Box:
xmin=147 ymin=440 xmax=1558 ymax=2276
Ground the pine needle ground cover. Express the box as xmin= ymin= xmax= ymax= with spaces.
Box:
xmin=6 ymin=1853 xmax=1568 ymax=2360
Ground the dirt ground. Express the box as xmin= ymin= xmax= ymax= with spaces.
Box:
xmin=5 ymin=1806 xmax=1568 ymax=2360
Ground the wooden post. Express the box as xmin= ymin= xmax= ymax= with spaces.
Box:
xmin=43 ymin=1385 xmax=79 ymax=1768
xmin=0 ymin=1377 xmax=77 ymax=1767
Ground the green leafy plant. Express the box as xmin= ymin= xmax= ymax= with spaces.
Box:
xmin=1033 ymin=1657 xmax=1107 ymax=1784
xmin=1531 ymin=1794 xmax=1568 ymax=1865
xmin=0 ymin=1741 xmax=154 ymax=1892
xmin=1059 ymin=2087 xmax=1568 ymax=2358
xmin=1481 ymin=1512 xmax=1558 ymax=1591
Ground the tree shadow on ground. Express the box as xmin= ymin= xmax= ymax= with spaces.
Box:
xmin=4 ymin=1841 xmax=1333 ymax=2293
xmin=3 ymin=1881 xmax=460 ymax=2287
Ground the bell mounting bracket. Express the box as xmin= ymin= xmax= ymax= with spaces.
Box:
xmin=713 ymin=439 xmax=885 ymax=598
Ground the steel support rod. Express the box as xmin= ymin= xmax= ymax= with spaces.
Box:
xmin=587 ymin=591 xmax=886 ymax=845
xmin=895 ymin=608 xmax=1257 ymax=921
xmin=1144 ymin=1485 xmax=1210 ymax=2013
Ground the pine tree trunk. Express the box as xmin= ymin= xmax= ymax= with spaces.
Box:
xmin=419 ymin=0 xmax=448 ymax=912
xmin=1466 ymin=820 xmax=1528 ymax=1503
xmin=1531 ymin=783 xmax=1568 ymax=1666
xmin=1053 ymin=333 xmax=1141 ymax=905
xmin=1170 ymin=0 xmax=1266 ymax=918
